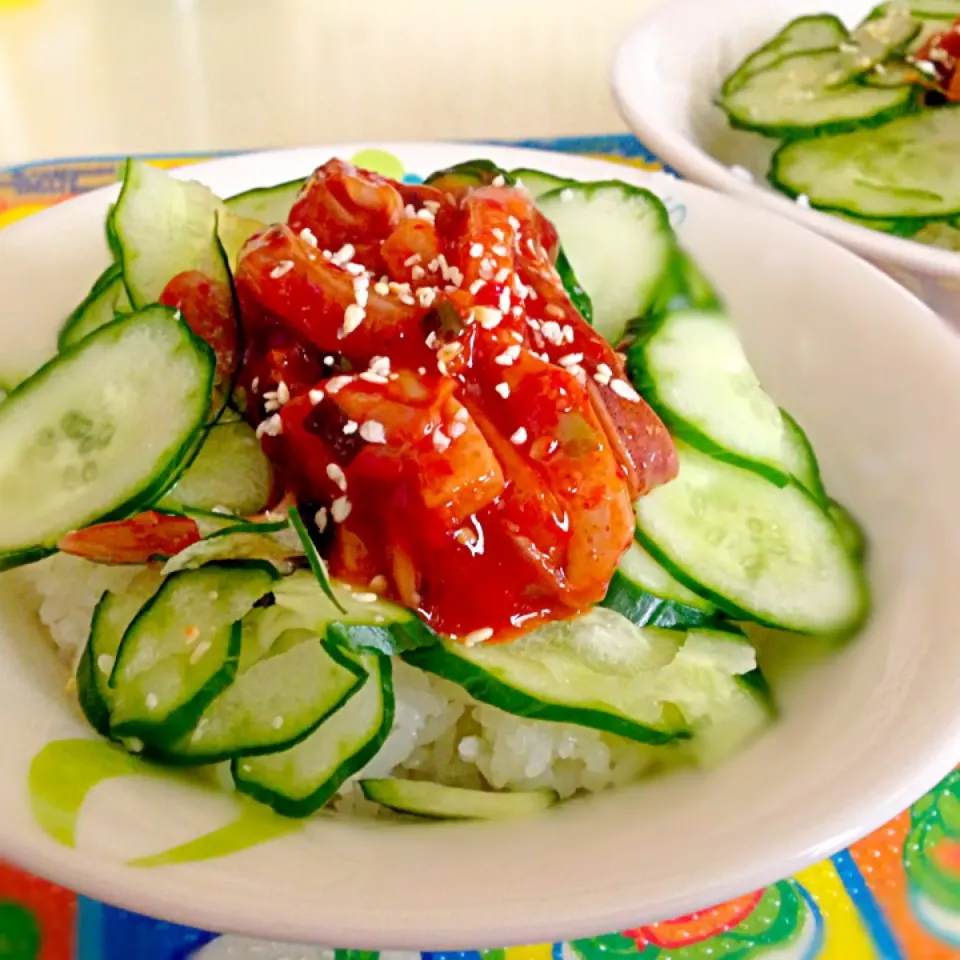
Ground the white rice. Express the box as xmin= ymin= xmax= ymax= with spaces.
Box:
xmin=25 ymin=555 xmax=662 ymax=814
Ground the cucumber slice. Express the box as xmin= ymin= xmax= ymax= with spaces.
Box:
xmin=403 ymin=608 xmax=691 ymax=745
xmin=910 ymin=220 xmax=960 ymax=250
xmin=109 ymin=560 xmax=278 ymax=743
xmin=828 ymin=498 xmax=868 ymax=562
xmin=58 ymin=264 xmax=132 ymax=351
xmin=225 ymin=178 xmax=305 ymax=224
xmin=875 ymin=0 xmax=960 ymax=16
xmin=721 ymin=49 xmax=914 ymax=138
xmin=159 ymin=420 xmax=274 ymax=516
xmin=627 ymin=309 xmax=789 ymax=484
xmin=0 ymin=307 xmax=212 ymax=568
xmin=217 ymin=210 xmax=266 ymax=272
xmin=113 ymin=159 xmax=229 ymax=309
xmin=654 ymin=249 xmax=723 ymax=315
xmin=272 ymin=570 xmax=438 ymax=656
xmin=76 ymin=570 xmax=163 ymax=736
xmin=780 ymin=410 xmax=827 ymax=504
xmin=360 ymin=780 xmax=559 ymax=820
xmin=536 ymin=182 xmax=675 ymax=346
xmin=602 ymin=541 xmax=720 ymax=630
xmin=831 ymin=6 xmax=921 ymax=82
xmin=634 ymin=443 xmax=868 ymax=635
xmin=424 ymin=159 xmax=513 ymax=192
xmin=771 ymin=107 xmax=960 ymax=218
xmin=158 ymin=627 xmax=365 ymax=765
xmin=509 ymin=167 xmax=576 ymax=200
xmin=722 ymin=14 xmax=849 ymax=96
xmin=233 ymin=652 xmax=394 ymax=817
xmin=161 ymin=528 xmax=296 ymax=576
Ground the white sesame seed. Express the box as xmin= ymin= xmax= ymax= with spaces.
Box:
xmin=437 ymin=342 xmax=462 ymax=365
xmin=331 ymin=244 xmax=355 ymax=265
xmin=263 ymin=398 xmax=280 ymax=414
xmin=448 ymin=421 xmax=467 ymax=439
xmin=425 ymin=331 xmax=440 ymax=350
xmin=270 ymin=260 xmax=294 ymax=279
xmin=416 ymin=208 xmax=436 ymax=223
xmin=400 ymin=294 xmax=416 ymax=306
xmin=374 ymin=281 xmax=390 ymax=296
xmin=418 ymin=287 xmax=437 ymax=308
xmin=251 ymin=376 xmax=260 ymax=393
xmin=610 ymin=378 xmax=641 ymax=402
xmin=325 ymin=375 xmax=353 ymax=395
xmin=545 ymin=304 xmax=565 ymax=319
xmin=331 ymin=496 xmax=352 ymax=523
xmin=541 ymin=320 xmax=564 ymax=345
xmin=256 ymin=414 xmax=283 ymax=439
xmin=300 ymin=227 xmax=318 ymax=247
xmin=272 ymin=716 xmax=284 ymax=729
xmin=469 ymin=279 xmax=486 ymax=296
xmin=446 ymin=267 xmax=464 ymax=288
xmin=404 ymin=203 xmax=417 ymax=218
xmin=353 ymin=592 xmax=378 ymax=602
xmin=511 ymin=306 xmax=523 ymax=318
xmin=593 ymin=364 xmax=613 ymax=386
xmin=507 ymin=215 xmax=521 ymax=230
xmin=560 ymin=188 xmax=574 ymax=203
xmin=323 ymin=356 xmax=335 ymax=366
xmin=404 ymin=254 xmax=422 ymax=267
xmin=464 ymin=627 xmax=495 ymax=646
xmin=558 ymin=352 xmax=584 ymax=367
xmin=308 ymin=388 xmax=325 ymax=405
xmin=97 ymin=653 xmax=115 ymax=675
xmin=492 ymin=245 xmax=508 ymax=257
xmin=418 ymin=366 xmax=427 ymax=375
xmin=729 ymin=165 xmax=754 ymax=183
xmin=276 ymin=381 xmax=290 ymax=405
xmin=369 ymin=356 xmax=391 ymax=378
xmin=326 ymin=463 xmax=348 ymax=490
xmin=459 ymin=735 xmax=481 ymax=759
xmin=492 ymin=175 xmax=506 ymax=187
xmin=562 ymin=324 xmax=575 ymax=344
xmin=469 ymin=243 xmax=484 ymax=258
xmin=795 ymin=193 xmax=811 ymax=208
xmin=495 ymin=382 xmax=511 ymax=399
xmin=190 ymin=639 xmax=212 ymax=665
xmin=411 ymin=265 xmax=426 ymax=281
xmin=359 ymin=420 xmax=386 ymax=444
xmin=499 ymin=288 xmax=511 ymax=313
xmin=433 ymin=428 xmax=451 ymax=452
xmin=343 ymin=420 xmax=358 ymax=435
xmin=315 ymin=507 xmax=328 ymax=532
xmin=510 ymin=426 xmax=528 ymax=445
xmin=340 ymin=304 xmax=366 ymax=337
xmin=495 ymin=344 xmax=521 ymax=366
xmin=344 ymin=261 xmax=366 ymax=277
xmin=126 ymin=737 xmax=144 ymax=754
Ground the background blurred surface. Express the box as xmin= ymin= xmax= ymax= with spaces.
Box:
xmin=0 ymin=0 xmax=656 ymax=165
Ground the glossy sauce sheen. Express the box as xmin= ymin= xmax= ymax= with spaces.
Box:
xmin=230 ymin=159 xmax=677 ymax=640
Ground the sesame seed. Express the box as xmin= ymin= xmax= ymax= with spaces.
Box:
xmin=448 ymin=421 xmax=467 ymax=439
xmin=251 ymin=376 xmax=260 ymax=392
xmin=469 ymin=279 xmax=486 ymax=295
xmin=323 ymin=356 xmax=335 ymax=366
xmin=276 ymin=381 xmax=290 ymax=405
xmin=315 ymin=507 xmax=328 ymax=533
xmin=593 ymin=363 xmax=613 ymax=386
xmin=492 ymin=175 xmax=506 ymax=187
xmin=541 ymin=320 xmax=564 ymax=345
xmin=492 ymin=244 xmax=508 ymax=257
xmin=300 ymin=227 xmax=318 ymax=247
xmin=353 ymin=592 xmax=378 ymax=602
xmin=795 ymin=193 xmax=811 ymax=209
xmin=499 ymin=288 xmax=511 ymax=313
xmin=454 ymin=527 xmax=478 ymax=547
xmin=325 ymin=375 xmax=353 ymax=394
xmin=495 ymin=267 xmax=511 ymax=283
xmin=359 ymin=420 xmax=387 ymax=444
xmin=562 ymin=324 xmax=575 ymax=344
xmin=185 ymin=625 xmax=200 ymax=644
xmin=416 ymin=208 xmax=436 ymax=223
xmin=404 ymin=254 xmax=422 ymax=267
xmin=190 ymin=639 xmax=212 ymax=665
xmin=126 ymin=737 xmax=144 ymax=754
xmin=270 ymin=260 xmax=294 ymax=279
xmin=510 ymin=426 xmax=528 ymax=445
xmin=511 ymin=306 xmax=523 ymax=318
xmin=411 ymin=265 xmax=426 ymax=281
xmin=331 ymin=243 xmax=355 ymax=265
xmin=374 ymin=281 xmax=390 ymax=296
xmin=370 ymin=575 xmax=388 ymax=591
xmin=545 ymin=304 xmax=565 ymax=319
xmin=469 ymin=243 xmax=484 ymax=257
xmin=425 ymin=331 xmax=440 ymax=350
xmin=404 ymin=203 xmax=417 ymax=218
xmin=400 ymin=294 xmax=416 ymax=306
xmin=326 ymin=463 xmax=348 ymax=490
xmin=495 ymin=344 xmax=521 ymax=366
xmin=344 ymin=261 xmax=366 ymax=277
xmin=492 ymin=228 xmax=505 ymax=241
xmin=97 ymin=653 xmax=115 ymax=675
xmin=560 ymin=188 xmax=574 ymax=203
xmin=418 ymin=287 xmax=437 ymax=308
xmin=433 ymin=428 xmax=451 ymax=452
xmin=729 ymin=165 xmax=754 ymax=183
xmin=343 ymin=420 xmax=358 ymax=435
xmin=256 ymin=414 xmax=283 ymax=439
xmin=464 ymin=626 xmax=495 ymax=645
xmin=340 ymin=304 xmax=366 ymax=337
xmin=437 ymin=342 xmax=462 ymax=365
xmin=331 ymin=497 xmax=352 ymax=523
xmin=495 ymin=382 xmax=511 ymax=399
xmin=559 ymin=352 xmax=584 ymax=367
xmin=353 ymin=281 xmax=370 ymax=309
xmin=308 ymin=388 xmax=325 ymax=405
xmin=610 ymin=378 xmax=641 ymax=402
xmin=508 ymin=215 xmax=521 ymax=230
xmin=272 ymin=716 xmax=284 ymax=729
xmin=263 ymin=398 xmax=280 ymax=414
xmin=418 ymin=366 xmax=427 ymax=375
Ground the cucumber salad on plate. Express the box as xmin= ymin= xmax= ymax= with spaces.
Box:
xmin=719 ymin=0 xmax=960 ymax=249
xmin=10 ymin=155 xmax=868 ymax=822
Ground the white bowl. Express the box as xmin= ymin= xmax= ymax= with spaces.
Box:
xmin=2 ymin=142 xmax=960 ymax=949
xmin=612 ymin=0 xmax=960 ymax=323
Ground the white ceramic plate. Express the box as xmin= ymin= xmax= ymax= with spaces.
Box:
xmin=611 ymin=0 xmax=960 ymax=323
xmin=1 ymin=142 xmax=960 ymax=949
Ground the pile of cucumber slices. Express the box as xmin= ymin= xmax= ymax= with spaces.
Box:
xmin=719 ymin=1 xmax=960 ymax=247
xmin=0 ymin=156 xmax=869 ymax=821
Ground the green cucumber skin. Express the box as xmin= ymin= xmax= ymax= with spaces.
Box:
xmin=633 ymin=488 xmax=871 ymax=639
xmin=424 ymin=159 xmax=514 ymax=189
xmin=401 ymin=645 xmax=690 ymax=746
xmin=76 ymin=593 xmax=113 ymax=737
xmin=0 ymin=545 xmax=55 ymax=574
xmin=555 ymin=248 xmax=594 ymax=324
xmin=600 ymin=571 xmax=723 ymax=631
xmin=327 ymin=618 xmax=439 ymax=658
xmin=624 ymin=317 xmax=792 ymax=488
xmin=224 ymin=177 xmax=306 ymax=222
xmin=737 ymin=667 xmax=778 ymax=717
xmin=58 ymin=263 xmax=130 ymax=352
xmin=149 ymin=638 xmax=367 ymax=767
xmin=232 ymin=654 xmax=395 ymax=818
xmin=727 ymin=89 xmax=916 ymax=140
xmin=780 ymin=409 xmax=828 ymax=505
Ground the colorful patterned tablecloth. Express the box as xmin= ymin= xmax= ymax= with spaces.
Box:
xmin=0 ymin=136 xmax=958 ymax=960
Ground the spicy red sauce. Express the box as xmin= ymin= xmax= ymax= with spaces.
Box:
xmin=232 ymin=159 xmax=677 ymax=641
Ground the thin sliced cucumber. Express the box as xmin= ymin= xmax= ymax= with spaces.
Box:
xmin=157 ymin=629 xmax=364 ymax=765
xmin=536 ymin=182 xmax=675 ymax=346
xmin=161 ymin=528 xmax=296 ymax=576
xmin=272 ymin=570 xmax=438 ymax=656
xmin=424 ymin=159 xmax=513 ymax=192
xmin=602 ymin=541 xmax=720 ymax=630
xmin=0 ymin=307 xmax=212 ymax=567
xmin=555 ymin=248 xmax=593 ymax=324
xmin=633 ymin=443 xmax=868 ymax=635
xmin=360 ymin=780 xmax=559 ymax=820
xmin=159 ymin=420 xmax=274 ymax=516
xmin=827 ymin=6 xmax=921 ymax=83
xmin=780 ymin=409 xmax=827 ymax=504
xmin=225 ymin=178 xmax=305 ymax=225
xmin=76 ymin=570 xmax=163 ymax=736
xmin=509 ymin=167 xmax=576 ymax=200
xmin=403 ymin=608 xmax=691 ymax=745
xmin=862 ymin=60 xmax=923 ymax=87
xmin=910 ymin=220 xmax=960 ymax=250
xmin=58 ymin=263 xmax=131 ymax=351
xmin=771 ymin=107 xmax=960 ymax=218
xmin=874 ymin=0 xmax=960 ymax=16
xmin=828 ymin=498 xmax=868 ymax=562
xmin=113 ymin=159 xmax=229 ymax=309
xmin=109 ymin=560 xmax=278 ymax=743
xmin=217 ymin=209 xmax=266 ymax=271
xmin=627 ymin=309 xmax=789 ymax=484
xmin=653 ymin=249 xmax=723 ymax=315
xmin=721 ymin=49 xmax=914 ymax=138
xmin=722 ymin=14 xmax=849 ymax=96
xmin=233 ymin=652 xmax=394 ymax=817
